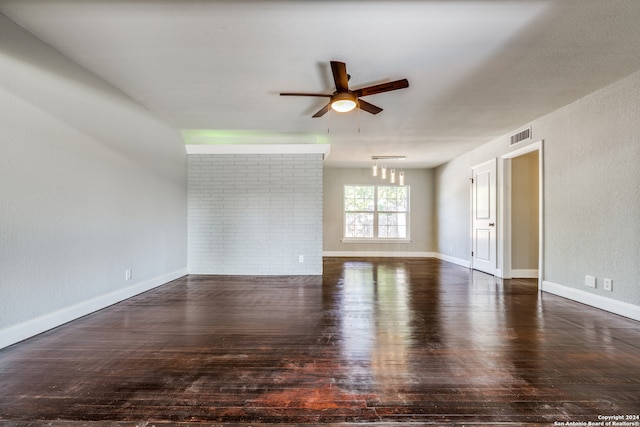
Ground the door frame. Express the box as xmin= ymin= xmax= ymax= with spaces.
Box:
xmin=498 ymin=140 xmax=544 ymax=288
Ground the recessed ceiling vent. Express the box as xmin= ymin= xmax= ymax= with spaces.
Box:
xmin=510 ymin=127 xmax=531 ymax=146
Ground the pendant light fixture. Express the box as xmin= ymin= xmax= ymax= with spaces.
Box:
xmin=371 ymin=156 xmax=406 ymax=185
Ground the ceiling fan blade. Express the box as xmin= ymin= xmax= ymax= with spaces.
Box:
xmin=353 ymin=78 xmax=409 ymax=98
xmin=280 ymin=92 xmax=331 ymax=97
xmin=358 ymin=99 xmax=383 ymax=115
xmin=330 ymin=61 xmax=350 ymax=92
xmin=312 ymin=103 xmax=331 ymax=118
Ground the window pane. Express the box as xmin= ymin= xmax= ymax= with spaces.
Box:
xmin=377 ymin=187 xmax=389 ymax=211
xmin=345 ymin=186 xmax=355 ymax=199
xmin=377 ymin=186 xmax=408 ymax=212
xmin=389 ymin=187 xmax=399 ymax=211
xmin=377 ymin=213 xmax=407 ymax=238
xmin=345 ymin=186 xmax=375 ymax=212
xmin=345 ymin=213 xmax=374 ymax=238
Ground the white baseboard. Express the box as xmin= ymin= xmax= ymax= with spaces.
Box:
xmin=433 ymin=253 xmax=471 ymax=269
xmin=511 ymin=269 xmax=539 ymax=278
xmin=542 ymin=280 xmax=640 ymax=322
xmin=0 ymin=268 xmax=188 ymax=350
xmin=323 ymin=251 xmax=434 ymax=258
xmin=322 ymin=251 xmax=472 ymax=269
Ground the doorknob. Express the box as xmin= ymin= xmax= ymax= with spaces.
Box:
xmin=489 ymin=223 xmax=495 ymax=227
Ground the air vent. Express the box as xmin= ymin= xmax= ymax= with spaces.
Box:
xmin=510 ymin=127 xmax=531 ymax=146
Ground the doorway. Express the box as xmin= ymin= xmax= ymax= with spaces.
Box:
xmin=499 ymin=141 xmax=544 ymax=288
xmin=510 ymin=151 xmax=539 ymax=278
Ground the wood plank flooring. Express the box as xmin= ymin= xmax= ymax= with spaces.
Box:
xmin=1 ymin=258 xmax=639 ymax=426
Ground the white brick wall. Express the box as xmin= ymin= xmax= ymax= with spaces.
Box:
xmin=188 ymin=153 xmax=323 ymax=275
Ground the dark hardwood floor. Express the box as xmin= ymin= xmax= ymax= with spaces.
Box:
xmin=1 ymin=258 xmax=639 ymax=426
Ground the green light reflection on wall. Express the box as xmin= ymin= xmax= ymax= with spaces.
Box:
xmin=182 ymin=129 xmax=329 ymax=145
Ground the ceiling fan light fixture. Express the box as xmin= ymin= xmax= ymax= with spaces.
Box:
xmin=330 ymin=93 xmax=357 ymax=113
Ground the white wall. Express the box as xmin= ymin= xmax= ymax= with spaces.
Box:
xmin=0 ymin=15 xmax=187 ymax=347
xmin=435 ymin=69 xmax=640 ymax=318
xmin=188 ymin=153 xmax=323 ymax=275
xmin=537 ymin=70 xmax=640 ymax=308
xmin=434 ymin=161 xmax=471 ymax=265
xmin=323 ymin=167 xmax=434 ymax=256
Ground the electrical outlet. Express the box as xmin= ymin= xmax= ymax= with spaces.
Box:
xmin=603 ymin=278 xmax=612 ymax=292
xmin=125 ymin=269 xmax=132 ymax=281
xmin=585 ymin=275 xmax=596 ymax=288
xmin=298 ymin=255 xmax=304 ymax=263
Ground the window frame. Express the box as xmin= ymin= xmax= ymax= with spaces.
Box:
xmin=342 ymin=184 xmax=411 ymax=243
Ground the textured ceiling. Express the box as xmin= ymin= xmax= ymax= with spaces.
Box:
xmin=1 ymin=0 xmax=640 ymax=167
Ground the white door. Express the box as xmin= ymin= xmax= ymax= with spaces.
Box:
xmin=471 ymin=158 xmax=497 ymax=275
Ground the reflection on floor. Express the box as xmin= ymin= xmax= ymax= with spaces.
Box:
xmin=1 ymin=257 xmax=639 ymax=426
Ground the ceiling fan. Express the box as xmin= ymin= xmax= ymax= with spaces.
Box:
xmin=280 ymin=61 xmax=409 ymax=118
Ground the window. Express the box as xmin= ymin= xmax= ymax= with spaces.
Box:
xmin=344 ymin=185 xmax=409 ymax=240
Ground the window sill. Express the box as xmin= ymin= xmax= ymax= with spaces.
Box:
xmin=341 ymin=238 xmax=412 ymax=244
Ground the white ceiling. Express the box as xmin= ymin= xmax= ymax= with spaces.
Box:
xmin=2 ymin=0 xmax=640 ymax=168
